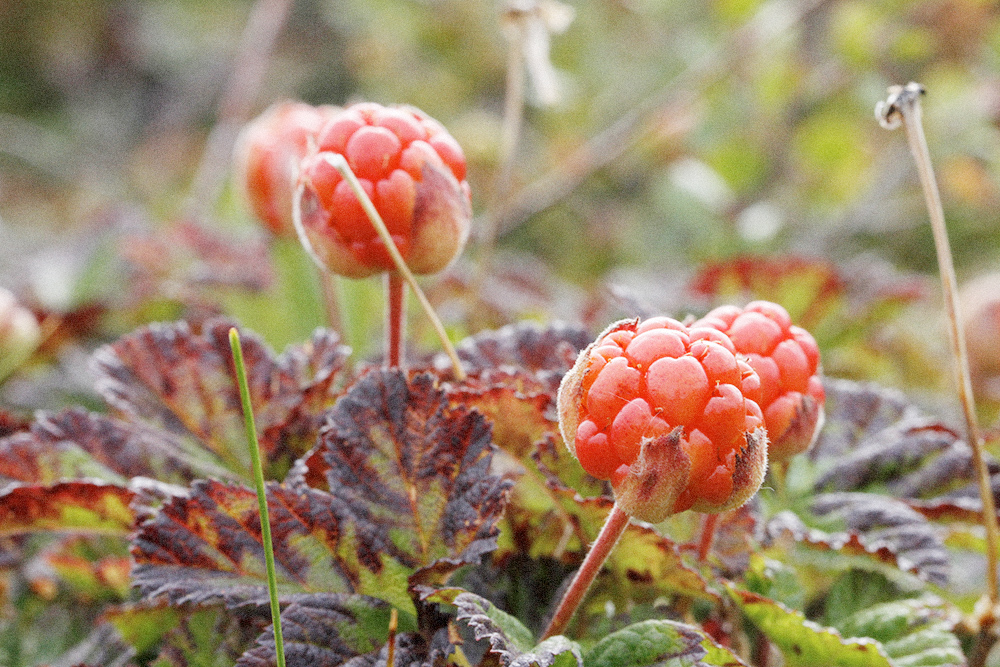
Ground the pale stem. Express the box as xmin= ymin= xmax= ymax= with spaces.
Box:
xmin=293 ymin=153 xmax=466 ymax=380
xmin=541 ymin=502 xmax=631 ymax=640
xmin=229 ymin=328 xmax=286 ymax=667
xmin=877 ymin=82 xmax=1000 ymax=605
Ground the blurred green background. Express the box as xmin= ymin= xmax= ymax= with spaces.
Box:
xmin=2 ymin=0 xmax=999 ymax=412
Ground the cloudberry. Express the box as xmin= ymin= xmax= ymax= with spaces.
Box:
xmin=295 ymin=102 xmax=472 ymax=278
xmin=235 ymin=101 xmax=337 ymax=236
xmin=558 ymin=317 xmax=768 ymax=523
xmin=694 ymin=301 xmax=824 ymax=462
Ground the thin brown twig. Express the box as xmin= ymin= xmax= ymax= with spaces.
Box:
xmin=495 ymin=0 xmax=831 ymax=236
xmin=184 ymin=0 xmax=294 ymax=221
xmin=877 ymin=82 xmax=1000 ymax=653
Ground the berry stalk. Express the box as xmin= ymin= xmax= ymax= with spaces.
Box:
xmin=877 ymin=83 xmax=1000 ymax=605
xmin=296 ymin=154 xmax=466 ymax=380
xmin=386 ymin=272 xmax=406 ymax=369
xmin=541 ymin=502 xmax=631 ymax=640
xmin=229 ymin=328 xmax=286 ymax=667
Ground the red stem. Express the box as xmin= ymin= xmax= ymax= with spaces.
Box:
xmin=697 ymin=512 xmax=720 ymax=563
xmin=541 ymin=502 xmax=631 ymax=640
xmin=386 ymin=272 xmax=406 ymax=369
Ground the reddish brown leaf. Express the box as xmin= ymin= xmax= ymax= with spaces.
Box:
xmin=0 ymin=481 xmax=135 ymax=536
xmin=90 ymin=318 xmax=348 ymax=478
xmin=0 ymin=408 xmax=231 ymax=485
xmin=288 ymin=370 xmax=511 ymax=586
xmin=132 ymin=479 xmax=417 ymax=609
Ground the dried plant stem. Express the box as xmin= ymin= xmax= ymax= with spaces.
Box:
xmin=229 ymin=328 xmax=286 ymax=667
xmin=185 ymin=0 xmax=293 ymax=220
xmin=321 ymin=153 xmax=466 ymax=380
xmin=386 ymin=272 xmax=407 ymax=369
xmin=386 ymin=608 xmax=398 ymax=667
xmin=877 ymin=83 xmax=1000 ymax=606
xmin=541 ymin=502 xmax=631 ymax=640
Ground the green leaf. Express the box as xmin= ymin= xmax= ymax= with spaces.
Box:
xmin=584 ymin=619 xmax=745 ymax=667
xmin=833 ymin=598 xmax=964 ymax=667
xmin=728 ymin=585 xmax=892 ymax=667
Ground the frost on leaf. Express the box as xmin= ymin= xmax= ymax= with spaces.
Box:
xmin=90 ymin=319 xmax=348 ymax=478
xmin=287 ymin=369 xmax=511 ymax=585
xmin=810 ymin=378 xmax=1000 ymax=523
xmin=433 ymin=589 xmax=583 ymax=667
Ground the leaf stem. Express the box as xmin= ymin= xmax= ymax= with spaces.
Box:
xmin=322 ymin=153 xmax=466 ymax=380
xmin=877 ymin=83 xmax=1000 ymax=605
xmin=541 ymin=501 xmax=631 ymax=640
xmin=386 ymin=272 xmax=406 ymax=369
xmin=229 ymin=327 xmax=286 ymax=667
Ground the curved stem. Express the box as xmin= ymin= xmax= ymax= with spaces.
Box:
xmin=319 ymin=153 xmax=466 ymax=380
xmin=541 ymin=502 xmax=631 ymax=640
xmin=878 ymin=83 xmax=1000 ymax=604
xmin=386 ymin=272 xmax=406 ymax=369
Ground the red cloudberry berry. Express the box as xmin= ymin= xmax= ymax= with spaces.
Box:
xmin=694 ymin=301 xmax=824 ymax=462
xmin=558 ymin=317 xmax=768 ymax=523
xmin=235 ymin=101 xmax=337 ymax=236
xmin=295 ymin=102 xmax=472 ymax=278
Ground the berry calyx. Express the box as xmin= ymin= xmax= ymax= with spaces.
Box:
xmin=235 ymin=101 xmax=337 ymax=236
xmin=558 ymin=317 xmax=768 ymax=523
xmin=295 ymin=103 xmax=472 ymax=278
xmin=694 ymin=301 xmax=825 ymax=462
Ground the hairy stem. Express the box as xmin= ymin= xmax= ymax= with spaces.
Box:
xmin=697 ymin=512 xmax=720 ymax=563
xmin=386 ymin=272 xmax=406 ymax=369
xmin=541 ymin=502 xmax=631 ymax=640
xmin=877 ymin=82 xmax=1000 ymax=606
xmin=229 ymin=328 xmax=285 ymax=667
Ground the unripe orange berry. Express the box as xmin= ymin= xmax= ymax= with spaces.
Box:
xmin=295 ymin=103 xmax=472 ymax=278
xmin=558 ymin=318 xmax=768 ymax=522
xmin=695 ymin=301 xmax=824 ymax=462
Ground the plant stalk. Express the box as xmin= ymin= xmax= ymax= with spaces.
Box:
xmin=697 ymin=512 xmax=720 ymax=563
xmin=386 ymin=272 xmax=406 ymax=369
xmin=322 ymin=153 xmax=466 ymax=380
xmin=229 ymin=328 xmax=286 ymax=667
xmin=541 ymin=502 xmax=631 ymax=640
xmin=877 ymin=83 xmax=1000 ymax=605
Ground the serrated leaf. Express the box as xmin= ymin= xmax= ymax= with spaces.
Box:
xmin=728 ymin=586 xmax=892 ymax=667
xmin=131 ymin=480 xmax=417 ymax=615
xmin=810 ymin=379 xmax=995 ymax=506
xmin=447 ymin=321 xmax=591 ymax=381
xmin=236 ymin=594 xmax=395 ymax=667
xmin=287 ymin=370 xmax=511 ymax=586
xmin=90 ymin=319 xmax=348 ymax=478
xmin=0 ymin=481 xmax=135 ymax=536
xmin=451 ymin=590 xmax=583 ymax=667
xmin=584 ymin=618 xmax=746 ymax=667
xmin=834 ymin=598 xmax=965 ymax=667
